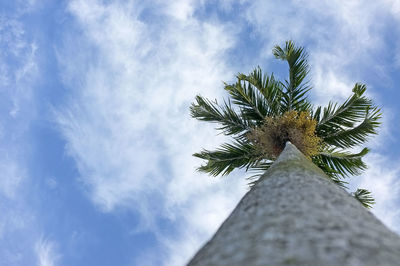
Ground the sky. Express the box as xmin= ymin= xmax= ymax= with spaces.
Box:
xmin=1 ymin=0 xmax=400 ymax=265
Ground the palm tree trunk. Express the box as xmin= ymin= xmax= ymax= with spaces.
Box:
xmin=187 ymin=142 xmax=400 ymax=266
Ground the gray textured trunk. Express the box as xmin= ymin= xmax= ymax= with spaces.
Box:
xmin=187 ymin=142 xmax=400 ymax=266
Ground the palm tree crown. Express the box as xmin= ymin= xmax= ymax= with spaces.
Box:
xmin=190 ymin=41 xmax=381 ymax=208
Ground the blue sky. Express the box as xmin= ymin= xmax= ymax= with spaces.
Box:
xmin=1 ymin=0 xmax=400 ymax=265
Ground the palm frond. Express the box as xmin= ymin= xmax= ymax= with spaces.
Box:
xmin=224 ymin=79 xmax=269 ymax=124
xmin=190 ymin=95 xmax=253 ymax=136
xmin=273 ymin=40 xmax=311 ymax=112
xmin=353 ymin=188 xmax=375 ymax=208
xmin=311 ymin=156 xmax=348 ymax=188
xmin=245 ymin=161 xmax=273 ymax=186
xmin=318 ymin=147 xmax=369 ymax=177
xmin=190 ymin=41 xmax=382 ymax=205
xmin=316 ymin=83 xmax=379 ymax=147
xmin=193 ymin=139 xmax=261 ymax=176
xmin=322 ymin=107 xmax=381 ymax=149
xmin=237 ymin=67 xmax=283 ymax=116
xmin=312 ymin=105 xmax=322 ymax=122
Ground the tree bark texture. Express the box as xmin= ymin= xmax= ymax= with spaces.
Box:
xmin=187 ymin=142 xmax=400 ymax=266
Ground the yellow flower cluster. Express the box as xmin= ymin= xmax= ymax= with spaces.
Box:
xmin=248 ymin=111 xmax=321 ymax=159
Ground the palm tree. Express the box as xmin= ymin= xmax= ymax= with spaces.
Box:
xmin=187 ymin=142 xmax=400 ymax=265
xmin=190 ymin=41 xmax=381 ymax=208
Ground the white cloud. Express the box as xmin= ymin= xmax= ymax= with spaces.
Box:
xmin=0 ymin=9 xmax=37 ymax=216
xmin=351 ymin=153 xmax=400 ymax=233
xmin=241 ymin=0 xmax=390 ymax=100
xmin=60 ymin=0 xmax=239 ymax=208
xmin=161 ymin=0 xmax=197 ymax=21
xmin=58 ymin=0 xmax=246 ymax=264
xmin=57 ymin=0 xmax=400 ymax=264
xmin=35 ymin=238 xmax=60 ymax=266
xmin=0 ymin=7 xmax=46 ymax=266
xmin=384 ymin=0 xmax=400 ymax=16
xmin=0 ymin=159 xmax=24 ymax=199
xmin=381 ymin=0 xmax=400 ymax=67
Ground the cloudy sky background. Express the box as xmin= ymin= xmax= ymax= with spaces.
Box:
xmin=1 ymin=0 xmax=400 ymax=265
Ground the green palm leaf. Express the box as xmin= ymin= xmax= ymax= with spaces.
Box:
xmin=224 ymin=79 xmax=269 ymax=123
xmin=190 ymin=95 xmax=253 ymax=136
xmin=318 ymin=147 xmax=369 ymax=177
xmin=353 ymin=188 xmax=375 ymax=208
xmin=246 ymin=161 xmax=274 ymax=187
xmin=190 ymin=40 xmax=382 ymax=207
xmin=273 ymin=40 xmax=311 ymax=112
xmin=315 ymin=83 xmax=380 ymax=149
xmin=237 ymin=67 xmax=283 ymax=116
xmin=322 ymin=107 xmax=381 ymax=149
xmin=193 ymin=139 xmax=262 ymax=176
xmin=311 ymin=156 xmax=348 ymax=188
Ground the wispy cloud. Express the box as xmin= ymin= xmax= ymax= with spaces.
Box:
xmin=0 ymin=9 xmax=37 ymax=226
xmin=57 ymin=0 xmax=246 ymax=264
xmin=241 ymin=0 xmax=393 ymax=102
xmin=56 ymin=0 xmax=400 ymax=265
xmin=35 ymin=238 xmax=60 ymax=266
xmin=351 ymin=152 xmax=400 ymax=233
xmin=0 ymin=6 xmax=48 ymax=266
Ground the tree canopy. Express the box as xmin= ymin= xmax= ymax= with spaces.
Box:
xmin=190 ymin=41 xmax=381 ymax=208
